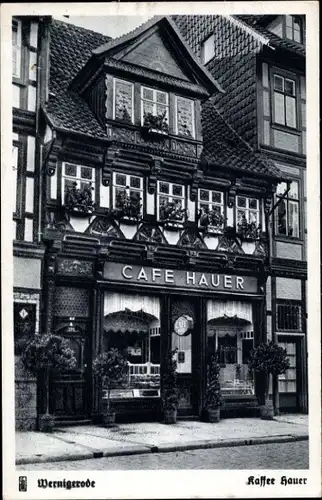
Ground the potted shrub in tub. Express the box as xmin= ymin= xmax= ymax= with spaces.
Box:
xmin=93 ymin=348 xmax=129 ymax=426
xmin=248 ymin=341 xmax=290 ymax=420
xmin=162 ymin=349 xmax=179 ymax=424
xmin=204 ymin=353 xmax=223 ymax=423
xmin=21 ymin=334 xmax=77 ymax=432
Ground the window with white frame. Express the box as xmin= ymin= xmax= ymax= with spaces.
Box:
xmin=201 ymin=33 xmax=215 ymax=64
xmin=275 ymin=180 xmax=299 ymax=238
xmin=113 ymin=172 xmax=143 ymax=216
xmin=273 ymin=74 xmax=297 ymax=129
xmin=198 ymin=188 xmax=225 ymax=231
xmin=236 ymin=196 xmax=260 ymax=228
xmin=113 ymin=78 xmax=134 ymax=124
xmin=175 ymin=96 xmax=195 ymax=138
xmin=62 ymin=163 xmax=95 ymax=203
xmin=285 ymin=15 xmax=303 ymax=44
xmin=157 ymin=181 xmax=185 ymax=222
xmin=141 ymin=87 xmax=169 ymax=129
xmin=12 ymin=18 xmax=22 ymax=78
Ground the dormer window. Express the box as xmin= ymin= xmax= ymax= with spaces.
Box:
xmin=113 ymin=78 xmax=134 ymax=124
xmin=201 ymin=34 xmax=215 ymax=64
xmin=285 ymin=15 xmax=303 ymax=44
xmin=141 ymin=87 xmax=169 ymax=131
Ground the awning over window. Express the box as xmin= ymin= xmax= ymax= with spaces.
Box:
xmin=104 ymin=292 xmax=160 ymax=320
xmin=207 ymin=300 xmax=253 ymax=324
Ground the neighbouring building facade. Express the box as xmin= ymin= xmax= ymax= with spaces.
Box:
xmin=12 ymin=14 xmax=307 ymax=430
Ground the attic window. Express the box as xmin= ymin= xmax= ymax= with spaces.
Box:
xmin=285 ymin=15 xmax=303 ymax=44
xmin=141 ymin=87 xmax=169 ymax=131
xmin=175 ymin=96 xmax=195 ymax=138
xmin=201 ymin=34 xmax=215 ymax=65
xmin=113 ymin=78 xmax=134 ymax=124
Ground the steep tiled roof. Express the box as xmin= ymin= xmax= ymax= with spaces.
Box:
xmin=44 ymin=20 xmax=111 ymax=138
xmin=201 ymin=99 xmax=284 ymax=179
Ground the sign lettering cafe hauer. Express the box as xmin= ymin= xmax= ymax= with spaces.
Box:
xmin=104 ymin=263 xmax=258 ymax=294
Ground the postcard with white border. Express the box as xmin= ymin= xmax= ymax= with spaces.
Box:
xmin=1 ymin=1 xmax=321 ymax=499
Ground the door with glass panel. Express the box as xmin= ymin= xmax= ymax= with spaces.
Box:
xmin=278 ymin=337 xmax=300 ymax=411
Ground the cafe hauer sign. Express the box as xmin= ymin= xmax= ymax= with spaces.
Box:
xmin=104 ymin=263 xmax=258 ymax=294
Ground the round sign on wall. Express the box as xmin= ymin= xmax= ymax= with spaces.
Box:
xmin=173 ymin=315 xmax=194 ymax=336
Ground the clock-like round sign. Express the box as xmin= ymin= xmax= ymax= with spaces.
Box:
xmin=174 ymin=315 xmax=194 ymax=336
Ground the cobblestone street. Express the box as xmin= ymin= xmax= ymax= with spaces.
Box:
xmin=18 ymin=441 xmax=308 ymax=470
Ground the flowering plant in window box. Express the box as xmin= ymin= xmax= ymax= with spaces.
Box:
xmin=142 ymin=110 xmax=169 ymax=135
xmin=159 ymin=199 xmax=187 ymax=229
xmin=111 ymin=188 xmax=142 ymax=223
xmin=198 ymin=206 xmax=225 ymax=233
xmin=64 ymin=181 xmax=95 ymax=215
xmin=117 ymin=105 xmax=133 ymax=125
xmin=236 ymin=215 xmax=261 ymax=240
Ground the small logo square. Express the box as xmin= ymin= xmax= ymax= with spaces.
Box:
xmin=19 ymin=476 xmax=27 ymax=492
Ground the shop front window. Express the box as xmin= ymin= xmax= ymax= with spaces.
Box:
xmin=207 ymin=300 xmax=255 ymax=396
xmin=103 ymin=293 xmax=160 ymax=397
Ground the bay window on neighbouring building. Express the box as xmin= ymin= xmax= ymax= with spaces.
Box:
xmin=175 ymin=95 xmax=195 ymax=138
xmin=113 ymin=78 xmax=134 ymax=123
xmin=12 ymin=18 xmax=22 ymax=78
xmin=276 ymin=180 xmax=300 ymax=238
xmin=141 ymin=86 xmax=169 ymax=128
xmin=273 ymin=74 xmax=297 ymax=129
xmin=112 ymin=172 xmax=143 ymax=218
xmin=157 ymin=181 xmax=185 ymax=222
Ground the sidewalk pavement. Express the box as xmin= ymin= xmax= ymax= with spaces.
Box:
xmin=16 ymin=414 xmax=308 ymax=465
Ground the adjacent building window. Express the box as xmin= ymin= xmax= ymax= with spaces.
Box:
xmin=236 ymin=196 xmax=260 ymax=227
xmin=285 ymin=15 xmax=303 ymax=44
xmin=277 ymin=302 xmax=302 ymax=332
xmin=157 ymin=181 xmax=185 ymax=222
xmin=12 ymin=18 xmax=22 ymax=78
xmin=113 ymin=78 xmax=134 ymax=123
xmin=198 ymin=188 xmax=225 ymax=231
xmin=276 ymin=181 xmax=299 ymax=238
xmin=273 ymin=74 xmax=297 ymax=129
xmin=141 ymin=86 xmax=169 ymax=127
xmin=112 ymin=172 xmax=143 ymax=217
xmin=62 ymin=162 xmax=95 ymax=203
xmin=200 ymin=33 xmax=215 ymax=64
xmin=175 ymin=96 xmax=195 ymax=138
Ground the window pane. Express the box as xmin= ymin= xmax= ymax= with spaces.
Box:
xmin=159 ymin=182 xmax=169 ymax=194
xmin=115 ymin=187 xmax=125 ymax=209
xmin=156 ymin=91 xmax=167 ymax=104
xmin=156 ymin=104 xmax=168 ymax=119
xmin=200 ymin=189 xmax=209 ymax=201
xmin=237 ymin=196 xmax=246 ymax=208
xmin=114 ymin=80 xmax=133 ymax=122
xmin=276 ymin=182 xmax=287 ymax=195
xmin=81 ymin=166 xmax=93 ymax=180
xmin=288 ymin=200 xmax=299 ymax=237
xmin=130 ymin=176 xmax=141 ymax=189
xmin=249 ymin=198 xmax=258 ymax=209
xmin=65 ymin=163 xmax=77 ymax=177
xmin=277 ymin=199 xmax=287 ymax=235
xmin=129 ymin=190 xmax=141 ymax=207
xmin=212 ymin=191 xmax=222 ymax=204
xmin=286 ymin=15 xmax=293 ymax=28
xmin=142 ymin=87 xmax=153 ymax=100
xmin=274 ymin=92 xmax=285 ymax=125
xmin=274 ymin=75 xmax=284 ymax=92
xmin=285 ymin=96 xmax=296 ymax=128
xmin=249 ymin=211 xmax=258 ymax=224
xmin=115 ymin=173 xmax=126 ymax=186
xmin=293 ymin=28 xmax=301 ymax=43
xmin=143 ymin=101 xmax=154 ymax=116
xmin=65 ymin=179 xmax=77 ymax=190
xmin=237 ymin=210 xmax=246 ymax=224
xmin=286 ymin=26 xmax=293 ymax=40
xmin=80 ymin=181 xmax=93 ymax=192
xmin=285 ymin=79 xmax=295 ymax=96
xmin=289 ymin=181 xmax=299 ymax=199
xmin=172 ymin=184 xmax=183 ymax=197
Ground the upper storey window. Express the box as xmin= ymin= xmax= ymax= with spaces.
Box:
xmin=285 ymin=15 xmax=303 ymax=44
xmin=275 ymin=181 xmax=299 ymax=238
xmin=62 ymin=162 xmax=95 ymax=211
xmin=113 ymin=78 xmax=134 ymax=124
xmin=175 ymin=96 xmax=195 ymax=138
xmin=201 ymin=34 xmax=215 ymax=64
xmin=12 ymin=18 xmax=22 ymax=78
xmin=141 ymin=86 xmax=169 ymax=131
xmin=273 ymin=75 xmax=297 ymax=129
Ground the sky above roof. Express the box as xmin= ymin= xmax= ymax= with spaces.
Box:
xmin=53 ymin=15 xmax=153 ymax=38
